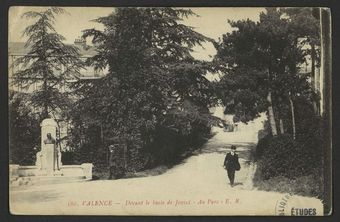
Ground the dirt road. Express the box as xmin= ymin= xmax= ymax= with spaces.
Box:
xmin=10 ymin=116 xmax=323 ymax=215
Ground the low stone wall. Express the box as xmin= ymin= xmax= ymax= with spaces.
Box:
xmin=61 ymin=164 xmax=93 ymax=179
xmin=9 ymin=163 xmax=93 ymax=180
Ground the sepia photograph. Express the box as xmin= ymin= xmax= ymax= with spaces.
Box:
xmin=8 ymin=6 xmax=332 ymax=216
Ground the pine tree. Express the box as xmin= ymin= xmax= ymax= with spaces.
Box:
xmin=12 ymin=7 xmax=84 ymax=119
xmin=281 ymin=8 xmax=321 ymax=114
xmin=213 ymin=8 xmax=309 ymax=137
xmin=70 ymin=8 xmax=219 ymax=174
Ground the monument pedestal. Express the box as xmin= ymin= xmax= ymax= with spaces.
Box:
xmin=37 ymin=119 xmax=63 ymax=176
xmin=44 ymin=144 xmax=55 ymax=174
xmin=10 ymin=118 xmax=92 ymax=188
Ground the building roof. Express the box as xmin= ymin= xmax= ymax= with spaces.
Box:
xmin=8 ymin=42 xmax=99 ymax=57
xmin=8 ymin=42 xmax=31 ymax=55
xmin=8 ymin=42 xmax=107 ymax=79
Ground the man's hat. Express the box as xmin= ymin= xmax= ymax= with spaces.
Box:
xmin=231 ymin=145 xmax=236 ymax=150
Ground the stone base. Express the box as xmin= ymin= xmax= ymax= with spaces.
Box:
xmin=53 ymin=170 xmax=63 ymax=176
xmin=9 ymin=163 xmax=93 ymax=188
xmin=10 ymin=175 xmax=89 ymax=189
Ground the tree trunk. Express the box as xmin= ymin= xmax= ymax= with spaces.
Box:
xmin=279 ymin=118 xmax=284 ymax=134
xmin=267 ymin=91 xmax=278 ymax=136
xmin=43 ymin=79 xmax=48 ymax=118
xmin=100 ymin=123 xmax=104 ymax=142
xmin=311 ymin=43 xmax=316 ymax=88
xmin=311 ymin=43 xmax=319 ymax=114
xmin=42 ymin=19 xmax=49 ymax=119
xmin=288 ymin=95 xmax=296 ymax=140
xmin=124 ymin=143 xmax=127 ymax=171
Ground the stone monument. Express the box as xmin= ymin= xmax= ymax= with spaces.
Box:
xmin=35 ymin=118 xmax=62 ymax=175
xmin=10 ymin=118 xmax=93 ymax=187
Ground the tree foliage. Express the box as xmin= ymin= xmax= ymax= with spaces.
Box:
xmin=9 ymin=91 xmax=40 ymax=165
xmin=213 ymin=8 xmax=316 ymax=136
xmin=281 ymin=8 xmax=320 ymax=46
xmin=69 ymin=8 xmax=219 ymax=174
xmin=12 ymin=7 xmax=84 ymax=118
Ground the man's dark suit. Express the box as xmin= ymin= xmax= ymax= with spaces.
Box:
xmin=223 ymin=152 xmax=240 ymax=186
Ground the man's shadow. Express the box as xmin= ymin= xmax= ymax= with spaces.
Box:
xmin=232 ymin=182 xmax=243 ymax=187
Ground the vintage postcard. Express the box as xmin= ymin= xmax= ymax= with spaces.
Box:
xmin=8 ymin=6 xmax=332 ymax=215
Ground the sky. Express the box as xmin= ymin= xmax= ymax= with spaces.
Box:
xmin=9 ymin=7 xmax=264 ymax=62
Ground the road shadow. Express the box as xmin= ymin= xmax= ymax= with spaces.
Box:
xmin=196 ymin=141 xmax=256 ymax=161
xmin=233 ymin=182 xmax=244 ymax=187
xmin=10 ymin=190 xmax=61 ymax=203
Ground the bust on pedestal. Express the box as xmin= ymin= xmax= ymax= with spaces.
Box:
xmin=36 ymin=118 xmax=62 ymax=176
xmin=10 ymin=118 xmax=93 ymax=186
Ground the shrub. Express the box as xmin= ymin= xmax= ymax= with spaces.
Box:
xmin=256 ymin=134 xmax=322 ymax=180
xmin=61 ymin=151 xmax=76 ymax=165
xmin=144 ymin=121 xmax=212 ymax=167
xmin=253 ymin=174 xmax=323 ymax=198
xmin=9 ymin=92 xmax=40 ymax=165
xmin=255 ymin=134 xmax=271 ymax=160
xmin=253 ymin=106 xmax=325 ymax=199
xmin=66 ymin=118 xmax=212 ymax=179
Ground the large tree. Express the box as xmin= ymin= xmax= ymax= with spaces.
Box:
xmin=70 ymin=8 xmax=219 ymax=173
xmin=12 ymin=7 xmax=84 ymax=119
xmin=213 ymin=8 xmax=310 ymax=137
xmin=281 ymin=8 xmax=321 ymax=114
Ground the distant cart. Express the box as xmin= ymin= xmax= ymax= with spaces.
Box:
xmin=223 ymin=121 xmax=235 ymax=132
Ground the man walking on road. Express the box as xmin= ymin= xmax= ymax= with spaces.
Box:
xmin=223 ymin=145 xmax=241 ymax=187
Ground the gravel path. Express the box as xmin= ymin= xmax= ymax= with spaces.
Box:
xmin=10 ymin=116 xmax=323 ymax=215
